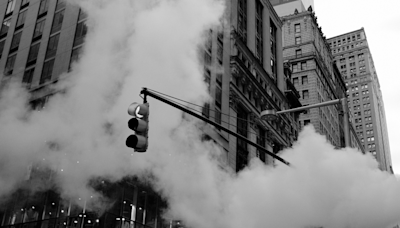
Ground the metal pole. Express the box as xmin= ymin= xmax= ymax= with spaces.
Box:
xmin=275 ymin=99 xmax=341 ymax=115
xmin=141 ymin=88 xmax=291 ymax=166
xmin=271 ymin=97 xmax=352 ymax=148
xmin=341 ymin=97 xmax=351 ymax=147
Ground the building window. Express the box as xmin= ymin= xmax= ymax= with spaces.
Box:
xmin=78 ymin=9 xmax=88 ymax=21
xmin=295 ymin=23 xmax=300 ymax=34
xmin=69 ymin=46 xmax=82 ymax=70
xmin=292 ymin=63 xmax=298 ymax=73
xmin=73 ymin=21 xmax=88 ymax=47
xmin=295 ymin=49 xmax=302 ymax=57
xmin=22 ymin=67 xmax=35 ymax=86
xmin=295 ymin=36 xmax=301 ymax=44
xmin=21 ymin=0 xmax=29 ymax=8
xmin=4 ymin=54 xmax=16 ymax=76
xmin=55 ymin=0 xmax=66 ymax=11
xmin=216 ymin=73 xmax=222 ymax=86
xmin=202 ymin=103 xmax=210 ymax=118
xmin=204 ymin=51 xmax=211 ymax=66
xmin=237 ymin=0 xmax=247 ymax=42
xmin=215 ymin=86 xmax=222 ymax=108
xmin=293 ymin=77 xmax=299 ymax=86
xmin=256 ymin=126 xmax=266 ymax=163
xmin=302 ymin=90 xmax=309 ymax=99
xmin=236 ymin=106 xmax=248 ymax=172
xmin=33 ymin=19 xmax=46 ymax=41
xmin=16 ymin=10 xmax=27 ymax=29
xmin=302 ymin=75 xmax=308 ymax=84
xmin=45 ymin=34 xmax=60 ymax=59
xmin=26 ymin=42 xmax=40 ymax=66
xmin=40 ymin=59 xmax=55 ymax=84
xmin=0 ymin=18 xmax=12 ymax=38
xmin=215 ymin=108 xmax=222 ymax=125
xmin=9 ymin=31 xmax=22 ymax=53
xmin=301 ymin=61 xmax=307 ymax=70
xmin=50 ymin=9 xmax=65 ymax=34
xmin=0 ymin=39 xmax=5 ymax=58
xmin=5 ymin=0 xmax=16 ymax=16
xmin=38 ymin=0 xmax=49 ymax=17
xmin=217 ymin=43 xmax=223 ymax=65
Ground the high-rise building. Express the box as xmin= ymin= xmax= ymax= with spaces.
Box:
xmin=278 ymin=7 xmax=364 ymax=151
xmin=327 ymin=28 xmax=393 ymax=172
xmin=206 ymin=0 xmax=302 ymax=171
xmin=269 ymin=0 xmax=314 ymax=17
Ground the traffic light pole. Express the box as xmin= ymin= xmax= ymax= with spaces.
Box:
xmin=141 ymin=88 xmax=290 ymax=166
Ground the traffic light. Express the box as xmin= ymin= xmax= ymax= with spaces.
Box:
xmin=126 ymin=102 xmax=149 ymax=152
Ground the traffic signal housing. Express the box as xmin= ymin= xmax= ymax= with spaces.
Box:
xmin=126 ymin=102 xmax=149 ymax=152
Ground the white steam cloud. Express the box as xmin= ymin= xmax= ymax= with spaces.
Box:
xmin=0 ymin=0 xmax=400 ymax=228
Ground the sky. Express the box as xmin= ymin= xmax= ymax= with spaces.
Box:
xmin=314 ymin=0 xmax=400 ymax=174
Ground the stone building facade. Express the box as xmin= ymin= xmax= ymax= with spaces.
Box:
xmin=279 ymin=7 xmax=364 ymax=151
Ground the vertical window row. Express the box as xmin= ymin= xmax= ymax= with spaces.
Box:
xmin=270 ymin=19 xmax=277 ymax=80
xmin=237 ymin=0 xmax=247 ymax=43
xmin=202 ymin=68 xmax=211 ymax=118
xmin=73 ymin=10 xmax=88 ymax=47
xmin=236 ymin=106 xmax=248 ymax=172
xmin=255 ymin=0 xmax=263 ymax=64
xmin=70 ymin=9 xmax=88 ymax=70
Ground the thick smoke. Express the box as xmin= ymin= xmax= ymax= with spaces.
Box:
xmin=0 ymin=0 xmax=400 ymax=228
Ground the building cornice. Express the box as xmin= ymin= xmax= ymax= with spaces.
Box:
xmin=327 ymin=27 xmax=365 ymax=40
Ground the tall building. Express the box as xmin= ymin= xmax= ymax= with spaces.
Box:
xmin=327 ymin=28 xmax=393 ymax=172
xmin=278 ymin=7 xmax=364 ymax=151
xmin=205 ymin=0 xmax=302 ymax=171
xmin=269 ymin=0 xmax=314 ymax=17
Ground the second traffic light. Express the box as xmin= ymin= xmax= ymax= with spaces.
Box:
xmin=126 ymin=102 xmax=149 ymax=152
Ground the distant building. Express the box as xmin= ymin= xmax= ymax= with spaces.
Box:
xmin=279 ymin=7 xmax=364 ymax=152
xmin=269 ymin=0 xmax=314 ymax=17
xmin=327 ymin=28 xmax=393 ymax=172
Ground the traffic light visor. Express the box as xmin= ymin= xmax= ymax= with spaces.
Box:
xmin=128 ymin=103 xmax=149 ymax=118
xmin=126 ymin=135 xmax=148 ymax=152
xmin=128 ymin=118 xmax=148 ymax=132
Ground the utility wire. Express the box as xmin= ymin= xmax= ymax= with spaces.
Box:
xmin=145 ymin=88 xmax=270 ymax=139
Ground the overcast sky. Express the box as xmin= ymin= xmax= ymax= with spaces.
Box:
xmin=313 ymin=0 xmax=400 ymax=174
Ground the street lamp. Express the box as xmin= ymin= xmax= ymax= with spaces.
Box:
xmin=260 ymin=98 xmax=351 ymax=147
